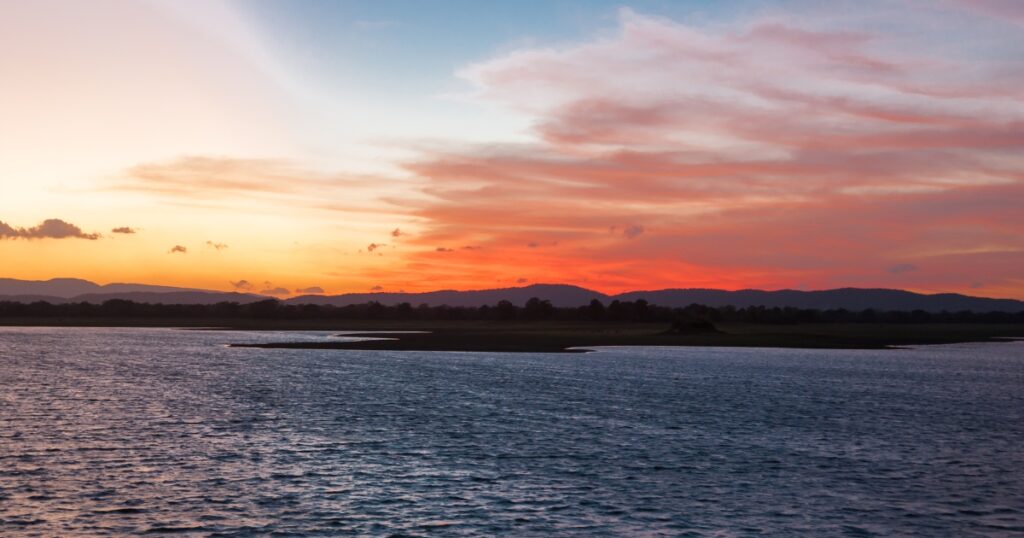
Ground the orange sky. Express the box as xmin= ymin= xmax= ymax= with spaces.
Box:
xmin=2 ymin=1 xmax=1023 ymax=298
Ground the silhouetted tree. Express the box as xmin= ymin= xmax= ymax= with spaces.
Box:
xmin=495 ymin=300 xmax=518 ymax=321
xmin=587 ymin=299 xmax=606 ymax=321
xmin=523 ymin=297 xmax=555 ymax=320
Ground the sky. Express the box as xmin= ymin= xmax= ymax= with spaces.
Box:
xmin=2 ymin=0 xmax=1023 ymax=298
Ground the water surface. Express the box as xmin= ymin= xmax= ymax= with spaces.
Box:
xmin=1 ymin=328 xmax=1022 ymax=536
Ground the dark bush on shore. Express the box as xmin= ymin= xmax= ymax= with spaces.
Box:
xmin=670 ymin=316 xmax=720 ymax=334
xmin=0 ymin=298 xmax=1022 ymax=325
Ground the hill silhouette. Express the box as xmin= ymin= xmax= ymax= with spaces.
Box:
xmin=1 ymin=278 xmax=1022 ymax=312
xmin=0 ymin=277 xmax=204 ymax=298
xmin=288 ymin=284 xmax=1024 ymax=313
xmin=290 ymin=284 xmax=603 ymax=308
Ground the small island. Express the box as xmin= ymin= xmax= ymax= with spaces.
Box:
xmin=228 ymin=320 xmax=1023 ymax=353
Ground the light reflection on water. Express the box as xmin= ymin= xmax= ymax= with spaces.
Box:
xmin=1 ymin=327 xmax=1022 ymax=536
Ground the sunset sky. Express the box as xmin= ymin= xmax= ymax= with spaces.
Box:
xmin=2 ymin=0 xmax=1023 ymax=298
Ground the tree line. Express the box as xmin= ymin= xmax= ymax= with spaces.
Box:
xmin=0 ymin=298 xmax=1022 ymax=324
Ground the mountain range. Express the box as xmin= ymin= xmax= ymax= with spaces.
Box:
xmin=0 ymin=278 xmax=266 ymax=305
xmin=2 ymin=278 xmax=1023 ymax=312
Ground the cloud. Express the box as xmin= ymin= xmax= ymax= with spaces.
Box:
xmin=295 ymin=286 xmax=324 ymax=294
xmin=230 ymin=280 xmax=253 ymax=291
xmin=260 ymin=287 xmax=291 ymax=297
xmin=116 ymin=156 xmax=404 ymax=216
xmin=952 ymin=0 xmax=1024 ymax=27
xmin=0 ymin=218 xmax=100 ymax=240
xmin=111 ymin=226 xmax=136 ymax=234
xmin=367 ymin=243 xmax=385 ymax=252
xmin=888 ymin=264 xmax=918 ymax=274
xmin=516 ymin=278 xmax=529 ymax=284
xmin=391 ymin=228 xmax=403 ymax=237
xmin=370 ymin=285 xmax=384 ymax=291
xmin=622 ymin=225 xmax=645 ymax=239
xmin=121 ymin=156 xmax=343 ymax=198
xmin=356 ymin=7 xmax=1024 ymax=297
xmin=205 ymin=241 xmax=228 ymax=251
xmin=52 ymin=5 xmax=1019 ymax=299
xmin=168 ymin=245 xmax=187 ymax=254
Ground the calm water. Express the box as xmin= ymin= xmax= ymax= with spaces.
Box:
xmin=1 ymin=328 xmax=1022 ymax=536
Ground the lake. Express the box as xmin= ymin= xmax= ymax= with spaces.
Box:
xmin=1 ymin=327 xmax=1022 ymax=536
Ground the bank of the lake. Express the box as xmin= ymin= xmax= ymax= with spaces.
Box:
xmin=230 ymin=321 xmax=1024 ymax=352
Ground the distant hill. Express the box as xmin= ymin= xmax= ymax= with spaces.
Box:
xmin=0 ymin=277 xmax=203 ymax=298
xmin=71 ymin=291 xmax=268 ymax=305
xmin=289 ymin=284 xmax=605 ymax=308
xmin=0 ymin=278 xmax=267 ymax=305
xmin=0 ymin=294 xmax=68 ymax=304
xmin=289 ymin=283 xmax=1024 ymax=313
xmin=1 ymin=278 xmax=1022 ymax=312
xmin=614 ymin=288 xmax=1024 ymax=313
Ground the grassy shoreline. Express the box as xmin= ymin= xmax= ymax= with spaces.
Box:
xmin=2 ymin=318 xmax=1019 ymax=352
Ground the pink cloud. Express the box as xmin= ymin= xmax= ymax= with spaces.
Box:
xmin=373 ymin=8 xmax=1024 ymax=297
xmin=952 ymin=0 xmax=1024 ymax=26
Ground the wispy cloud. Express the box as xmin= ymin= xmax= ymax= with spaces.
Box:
xmin=206 ymin=241 xmax=228 ymax=251
xmin=951 ymin=0 xmax=1024 ymax=26
xmin=168 ymin=245 xmax=188 ymax=254
xmin=370 ymin=7 xmax=1024 ymax=295
xmin=111 ymin=226 xmax=136 ymax=234
xmin=889 ymin=264 xmax=918 ymax=274
xmin=116 ymin=156 xmax=405 ymax=216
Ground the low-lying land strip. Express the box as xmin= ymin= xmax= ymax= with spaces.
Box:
xmin=2 ymin=298 xmax=1021 ymax=351
xmin=228 ymin=321 xmax=1023 ymax=352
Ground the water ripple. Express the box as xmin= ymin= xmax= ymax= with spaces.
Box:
xmin=1 ymin=328 xmax=1022 ymax=536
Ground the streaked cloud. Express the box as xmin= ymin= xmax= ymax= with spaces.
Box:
xmin=116 ymin=156 xmax=405 ymax=216
xmin=371 ymin=7 xmax=1024 ymax=295
xmin=889 ymin=264 xmax=918 ymax=275
xmin=168 ymin=245 xmax=188 ymax=254
xmin=4 ymin=2 xmax=1022 ymax=299
xmin=952 ymin=0 xmax=1024 ymax=26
